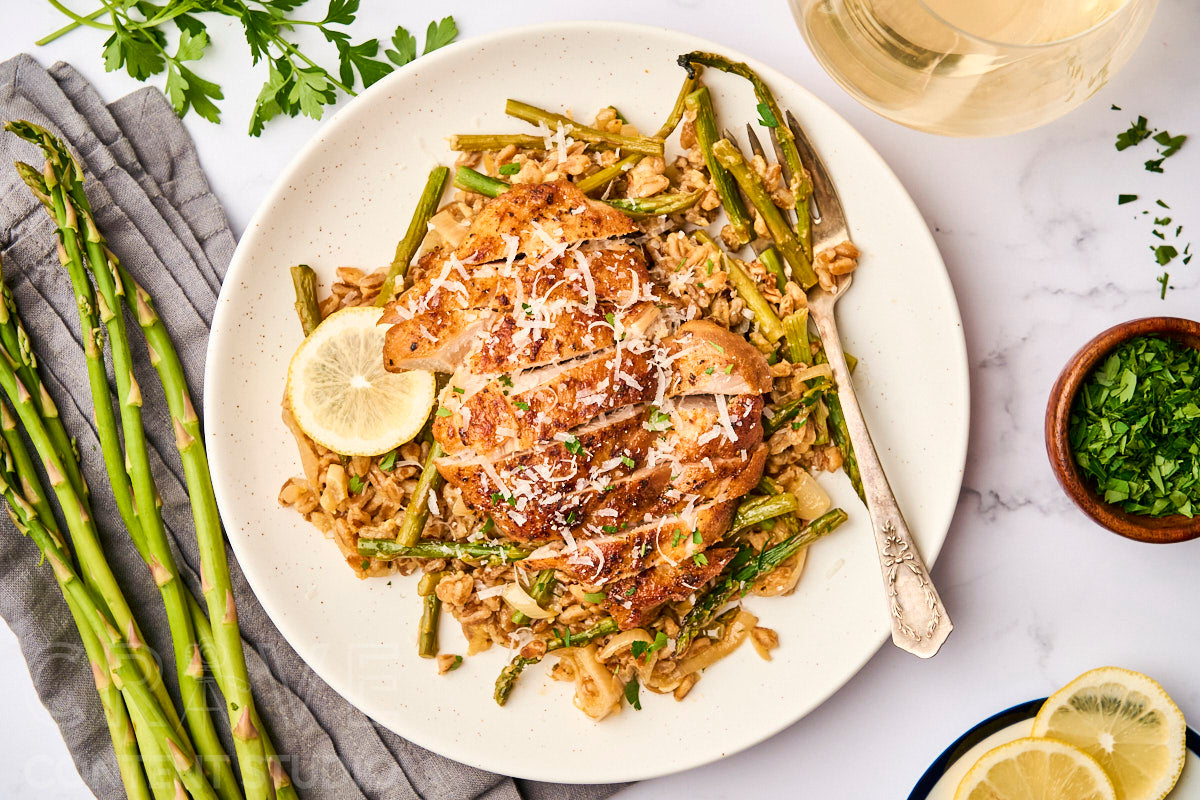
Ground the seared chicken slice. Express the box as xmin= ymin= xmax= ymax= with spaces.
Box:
xmin=475 ymin=445 xmax=766 ymax=543
xmin=434 ymin=324 xmax=772 ymax=457
xmin=436 ymin=396 xmax=763 ymax=518
xmin=455 ymin=181 xmax=636 ymax=264
xmin=466 ymin=301 xmax=660 ymax=381
xmin=521 ymin=499 xmax=739 ymax=585
xmin=604 ymin=548 xmax=737 ymax=630
xmin=382 ymin=244 xmax=655 ymax=374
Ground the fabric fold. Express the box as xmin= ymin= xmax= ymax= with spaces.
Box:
xmin=0 ymin=54 xmax=622 ymax=800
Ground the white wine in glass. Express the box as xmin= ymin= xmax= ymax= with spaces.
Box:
xmin=792 ymin=0 xmax=1158 ymax=136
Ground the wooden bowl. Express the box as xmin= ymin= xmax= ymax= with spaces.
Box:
xmin=1046 ymin=316 xmax=1200 ymax=543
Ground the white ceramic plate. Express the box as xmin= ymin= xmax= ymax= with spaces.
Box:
xmin=206 ymin=21 xmax=969 ymax=783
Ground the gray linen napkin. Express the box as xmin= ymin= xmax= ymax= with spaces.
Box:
xmin=0 ymin=54 xmax=624 ymax=800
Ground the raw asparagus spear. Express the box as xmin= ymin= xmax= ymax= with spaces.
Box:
xmin=14 ymin=130 xmax=241 ymax=800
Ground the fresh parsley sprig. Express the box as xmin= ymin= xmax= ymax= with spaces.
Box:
xmin=39 ymin=1 xmax=458 ymax=135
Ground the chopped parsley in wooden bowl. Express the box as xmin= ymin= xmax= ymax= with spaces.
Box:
xmin=1046 ymin=317 xmax=1200 ymax=543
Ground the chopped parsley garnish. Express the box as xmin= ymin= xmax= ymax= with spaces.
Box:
xmin=378 ymin=450 xmax=397 ymax=471
xmin=706 ymin=258 xmax=714 ymax=276
xmin=604 ymin=312 xmax=615 ymax=325
xmin=692 ymin=529 xmax=702 ymax=544
xmin=646 ymin=406 xmax=673 ymax=432
xmin=498 ymin=374 xmax=513 ymax=388
xmin=602 ymin=524 xmax=618 ymax=534
xmin=693 ymin=553 xmax=708 ymax=566
xmin=514 ymin=401 xmax=531 ymax=411
xmin=498 ymin=162 xmax=520 ymax=175
xmin=704 ymin=366 xmax=715 ymax=375
xmin=708 ymin=340 xmax=724 ymax=354
xmin=630 ymin=631 xmax=668 ymax=660
xmin=1118 ymin=194 xmax=1138 ymax=205
xmin=435 ymin=407 xmax=452 ymax=417
xmin=452 ymin=386 xmax=464 ymax=394
xmin=566 ymin=511 xmax=577 ymax=524
xmin=348 ymin=474 xmax=365 ymax=494
xmin=671 ymin=529 xmax=684 ymax=547
xmin=1145 ymin=158 xmax=1164 ymax=174
xmin=723 ymin=364 xmax=733 ymax=374
xmin=563 ymin=435 xmax=585 ymax=456
xmin=1154 ymin=245 xmax=1178 ymax=265
xmin=1069 ymin=335 xmax=1200 ymax=517
xmin=756 ymin=102 xmax=778 ymax=129
xmin=446 ymin=655 xmax=463 ymax=671
xmin=620 ymin=455 xmax=635 ymax=468
xmin=624 ymin=677 xmax=643 ymax=710
xmin=1153 ymin=130 xmax=1187 ymax=157
xmin=1115 ymin=115 xmax=1151 ymax=150
xmin=624 ymin=585 xmax=636 ymax=597
xmin=583 ymin=591 xmax=607 ymax=604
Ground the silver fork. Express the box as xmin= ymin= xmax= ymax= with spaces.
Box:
xmin=759 ymin=113 xmax=953 ymax=658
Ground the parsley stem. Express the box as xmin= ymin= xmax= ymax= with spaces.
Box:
xmin=43 ymin=0 xmax=115 ymax=32
xmin=269 ymin=32 xmax=356 ymax=96
xmin=35 ymin=6 xmax=108 ymax=45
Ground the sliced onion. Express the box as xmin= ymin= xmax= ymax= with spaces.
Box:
xmin=597 ymin=629 xmax=653 ymax=660
xmin=501 ymin=581 xmax=556 ymax=620
xmin=794 ymin=363 xmax=834 ymax=384
xmin=677 ymin=610 xmax=758 ymax=676
xmin=789 ymin=469 xmax=831 ymax=520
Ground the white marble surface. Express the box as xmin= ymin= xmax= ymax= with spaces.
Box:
xmin=2 ymin=1 xmax=1199 ymax=797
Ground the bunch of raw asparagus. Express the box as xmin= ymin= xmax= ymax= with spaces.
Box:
xmin=2 ymin=121 xmax=294 ymax=800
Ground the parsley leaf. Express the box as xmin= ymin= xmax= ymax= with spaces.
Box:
xmin=514 ymin=401 xmax=531 ymax=411
xmin=378 ymin=450 xmax=398 ymax=471
xmin=348 ymin=474 xmax=366 ymax=494
xmin=563 ymin=435 xmax=585 ymax=456
xmin=1153 ymin=130 xmax=1187 ymax=158
xmin=435 ymin=407 xmax=452 ymax=417
xmin=693 ymin=553 xmax=708 ymax=566
xmin=756 ymin=102 xmax=778 ymax=128
xmin=1118 ymin=194 xmax=1138 ymax=205
xmin=624 ymin=677 xmax=642 ymax=710
xmin=499 ymin=162 xmax=520 ymax=176
xmin=1155 ymin=245 xmax=1179 ymax=266
xmin=103 ymin=21 xmax=166 ymax=80
xmin=385 ymin=25 xmax=419 ymax=67
xmin=423 ymin=16 xmax=458 ymax=54
xmin=620 ymin=455 xmax=635 ymax=468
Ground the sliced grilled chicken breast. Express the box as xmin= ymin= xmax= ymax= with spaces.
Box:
xmin=604 ymin=548 xmax=737 ymax=629
xmin=382 ymin=244 xmax=654 ymax=374
xmin=521 ymin=498 xmax=739 ymax=585
xmin=469 ymin=445 xmax=766 ymax=543
xmin=454 ymin=181 xmax=636 ymax=264
xmin=435 ymin=325 xmax=772 ymax=457
xmin=435 ymin=395 xmax=763 ymax=518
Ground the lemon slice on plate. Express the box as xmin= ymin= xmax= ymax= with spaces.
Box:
xmin=1032 ymin=667 xmax=1187 ymax=800
xmin=287 ymin=306 xmax=435 ymax=455
xmin=954 ymin=737 xmax=1116 ymax=800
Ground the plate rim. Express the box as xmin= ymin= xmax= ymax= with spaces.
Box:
xmin=908 ymin=697 xmax=1200 ymax=799
xmin=205 ymin=18 xmax=971 ymax=783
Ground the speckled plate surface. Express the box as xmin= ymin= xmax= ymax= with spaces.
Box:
xmin=205 ymin=21 xmax=969 ymax=783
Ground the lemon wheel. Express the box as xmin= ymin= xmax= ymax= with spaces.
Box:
xmin=1033 ymin=667 xmax=1186 ymax=800
xmin=954 ymin=736 xmax=1117 ymax=800
xmin=287 ymin=306 xmax=435 ymax=455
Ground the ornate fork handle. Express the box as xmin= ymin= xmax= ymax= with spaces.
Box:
xmin=809 ymin=297 xmax=953 ymax=658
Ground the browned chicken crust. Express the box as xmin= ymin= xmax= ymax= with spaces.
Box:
xmin=454 ymin=180 xmax=636 ymax=264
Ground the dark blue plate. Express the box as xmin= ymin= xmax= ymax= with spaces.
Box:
xmin=908 ymin=698 xmax=1200 ymax=799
